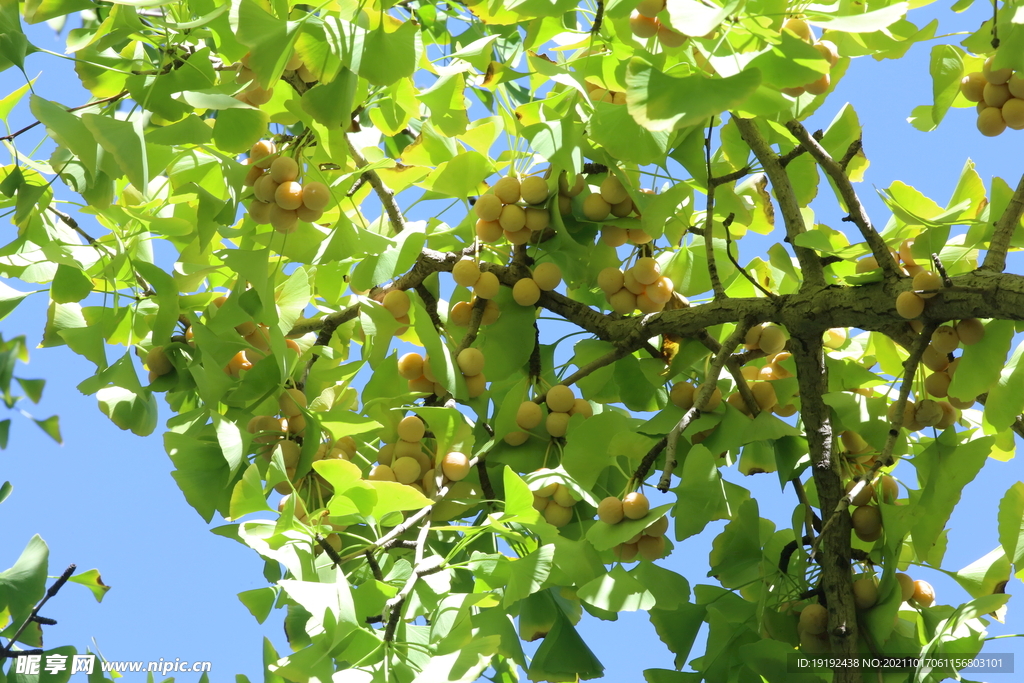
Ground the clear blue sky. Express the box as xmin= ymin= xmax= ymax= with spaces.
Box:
xmin=3 ymin=1 xmax=1024 ymax=680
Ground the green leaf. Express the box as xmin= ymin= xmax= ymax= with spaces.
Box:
xmin=238 ymin=587 xmax=277 ymax=624
xmin=229 ymin=463 xmax=273 ymax=520
xmin=673 ymin=445 xmax=732 ymax=540
xmin=0 ymin=534 xmax=48 ymax=623
xmin=81 ymin=113 xmax=148 ymax=190
xmin=982 ymin=337 xmax=1024 ymax=431
xmin=949 ymin=319 xmax=1014 ymax=401
xmin=33 ymin=414 xmax=62 ymax=443
xmin=301 ymin=68 xmax=357 ymax=130
xmin=15 ymin=378 xmax=43 ymax=404
xmin=279 ymin=570 xmax=359 ymax=644
xmin=97 ymin=385 xmax=157 ymax=436
xmin=577 ymin=564 xmax=656 ymax=613
xmin=22 ymin=0 xmax=91 ymax=23
xmin=625 ymin=60 xmax=761 ymax=132
xmin=69 ymin=568 xmax=110 ymax=602
xmin=998 ymin=483 xmax=1024 ymax=575
xmin=30 ymin=95 xmax=97 ymax=177
xmin=504 ymin=544 xmax=554 ymax=607
xmin=50 ymin=264 xmax=93 ymax=303
xmin=708 ymin=498 xmax=766 ymax=588
xmin=423 ymin=150 xmax=493 ymax=198
xmin=213 ymin=107 xmax=271 ymax=154
xmin=527 ymin=608 xmax=604 ymax=682
xmin=359 ymin=21 xmax=420 ymax=86
xmin=806 ymin=3 xmax=909 ymax=32
xmin=418 ymin=72 xmax=469 ymax=137
xmin=134 ymin=261 xmax=179 ymax=344
xmin=662 ymin=0 xmax=741 ymax=36
xmin=561 ymin=411 xmax=633 ymax=490
xmin=911 ymin=432 xmax=991 ymax=562
xmin=0 ymin=281 xmax=35 ymax=320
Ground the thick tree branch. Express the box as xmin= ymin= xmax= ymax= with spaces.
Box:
xmin=790 ymin=328 xmax=857 ymax=677
xmin=981 ymin=173 xmax=1024 ymax=272
xmin=785 ymin=120 xmax=901 ymax=282
xmin=733 ymin=117 xmax=824 ymax=286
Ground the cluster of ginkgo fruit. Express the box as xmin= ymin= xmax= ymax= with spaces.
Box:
xmin=529 ymin=472 xmax=582 ymax=527
xmin=597 ymin=257 xmax=675 ymax=314
xmin=374 ymin=416 xmax=430 ymax=488
xmin=449 ymin=258 xmax=502 ymax=327
xmin=583 ymin=81 xmax=627 ymax=105
xmin=506 ymin=384 xmax=593 ymax=446
xmin=960 ymin=56 xmax=1024 ymax=136
xmin=793 ymin=571 xmax=935 ymax=652
xmin=244 ymin=140 xmax=331 ymax=233
xmin=512 ymin=263 xmax=563 ymax=306
xmin=474 ymin=176 xmax=551 ymax=245
xmin=396 ymin=350 xmax=487 ymax=399
xmin=628 ymin=0 xmax=688 ymax=48
xmin=596 ymin=491 xmax=668 ymax=561
xmin=146 ymin=295 xmax=302 ymax=384
xmin=233 ymin=51 xmax=305 ymax=106
xmin=778 ymin=17 xmax=839 ymax=98
xmin=243 ymin=387 xmax=310 ymax=491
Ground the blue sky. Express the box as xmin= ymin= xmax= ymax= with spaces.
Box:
xmin=3 ymin=0 xmax=1024 ymax=680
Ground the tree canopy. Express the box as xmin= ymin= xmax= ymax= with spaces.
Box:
xmin=3 ymin=0 xmax=1024 ymax=681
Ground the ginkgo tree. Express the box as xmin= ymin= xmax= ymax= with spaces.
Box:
xmin=3 ymin=0 xmax=1024 ymax=680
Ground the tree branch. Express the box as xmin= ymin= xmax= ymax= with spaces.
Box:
xmin=658 ymin=322 xmax=749 ymax=491
xmin=785 ymin=120 xmax=901 ymax=281
xmin=789 ymin=327 xmax=857 ymax=676
xmin=733 ymin=116 xmax=824 ymax=286
xmin=346 ymin=136 xmax=407 ymax=236
xmin=704 ymin=120 xmax=727 ymax=300
xmin=981 ymin=172 xmax=1024 ymax=272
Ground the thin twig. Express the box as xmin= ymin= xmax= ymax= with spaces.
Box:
xmin=346 ymin=137 xmax=407 ymax=235
xmin=785 ymin=120 xmax=900 ymax=281
xmin=704 ymin=119 xmax=727 ymax=300
xmin=532 ymin=344 xmax=634 ymax=405
xmin=724 ymin=212 xmax=778 ymax=299
xmin=0 ymin=565 xmax=76 ymax=658
xmin=1 ymin=91 xmax=128 ymax=142
xmin=658 ymin=322 xmax=750 ymax=491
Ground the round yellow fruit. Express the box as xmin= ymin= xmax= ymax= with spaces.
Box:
xmin=442 ymin=452 xmax=471 ymax=481
xmin=457 ymin=348 xmax=485 ymax=377
xmin=955 ymin=318 xmax=984 ymax=345
xmin=546 ymin=412 xmax=570 ymax=437
xmin=597 ymin=496 xmax=624 ymax=525
xmin=517 ymin=401 xmax=544 ymax=430
xmin=853 ymin=577 xmax=878 ymax=610
xmin=279 ymin=388 xmax=306 ymax=417
xmin=493 ymin=177 xmax=521 ymax=204
xmin=582 ymin=193 xmax=611 ymax=221
xmin=474 ymin=271 xmax=500 ymax=299
xmin=474 ymin=194 xmax=503 ymax=221
xmin=452 ymin=259 xmax=482 ymax=288
xmin=532 ymin=262 xmax=562 ymax=291
xmin=895 ymin=291 xmax=925 ymax=319
xmin=520 ymin=176 xmax=549 ymax=205
xmin=637 ymin=535 xmax=666 ymax=561
xmin=851 ymin=505 xmax=882 ymax=542
xmin=798 ymin=603 xmax=828 ymax=635
xmin=622 ymin=491 xmax=650 ymax=520
xmin=977 ymin=106 xmax=1007 ymax=137
xmin=896 ymin=573 xmax=916 ymax=602
xmin=512 ymin=280 xmax=544 ymax=307
xmin=546 ymin=384 xmax=575 ymax=413
xmin=912 ymin=579 xmax=935 ymax=607
xmin=670 ymin=382 xmax=695 ymax=410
